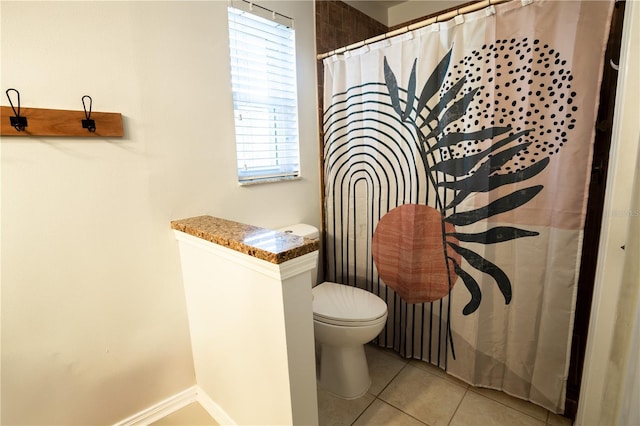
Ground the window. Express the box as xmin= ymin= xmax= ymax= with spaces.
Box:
xmin=227 ymin=3 xmax=300 ymax=184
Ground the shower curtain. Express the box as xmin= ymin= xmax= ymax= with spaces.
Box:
xmin=322 ymin=0 xmax=614 ymax=413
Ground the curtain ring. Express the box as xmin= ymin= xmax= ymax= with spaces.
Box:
xmin=610 ymin=58 xmax=619 ymax=71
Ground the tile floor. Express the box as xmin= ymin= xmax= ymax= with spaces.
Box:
xmin=318 ymin=344 xmax=573 ymax=426
xmin=152 ymin=402 xmax=218 ymax=425
xmin=155 ymin=344 xmax=574 ymax=426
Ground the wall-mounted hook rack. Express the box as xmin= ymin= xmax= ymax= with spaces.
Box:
xmin=1 ymin=92 xmax=123 ymax=137
xmin=1 ymin=106 xmax=123 ymax=137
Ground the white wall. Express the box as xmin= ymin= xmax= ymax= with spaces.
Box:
xmin=343 ymin=0 xmax=392 ymax=26
xmin=388 ymin=0 xmax=469 ymax=27
xmin=0 ymin=1 xmax=320 ymax=424
xmin=343 ymin=0 xmax=469 ymax=28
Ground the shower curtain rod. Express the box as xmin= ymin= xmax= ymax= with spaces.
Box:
xmin=317 ymin=0 xmax=514 ymax=60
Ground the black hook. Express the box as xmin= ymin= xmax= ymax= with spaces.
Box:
xmin=81 ymin=95 xmax=96 ymax=132
xmin=5 ymin=88 xmax=28 ymax=131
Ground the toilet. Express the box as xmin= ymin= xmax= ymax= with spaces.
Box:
xmin=280 ymin=224 xmax=388 ymax=399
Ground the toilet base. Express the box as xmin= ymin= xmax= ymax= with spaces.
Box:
xmin=318 ymin=343 xmax=371 ymax=399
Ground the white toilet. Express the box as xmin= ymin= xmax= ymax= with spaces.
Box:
xmin=280 ymin=224 xmax=388 ymax=399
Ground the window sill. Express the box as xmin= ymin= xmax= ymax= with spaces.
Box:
xmin=238 ymin=175 xmax=301 ymax=186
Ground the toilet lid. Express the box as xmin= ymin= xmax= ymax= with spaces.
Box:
xmin=312 ymin=282 xmax=387 ymax=324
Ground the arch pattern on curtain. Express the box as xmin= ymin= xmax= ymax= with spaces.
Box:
xmin=322 ymin=0 xmax=614 ymax=413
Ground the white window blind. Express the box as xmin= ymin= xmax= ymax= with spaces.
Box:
xmin=228 ymin=5 xmax=300 ymax=183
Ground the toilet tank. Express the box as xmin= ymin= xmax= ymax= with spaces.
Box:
xmin=279 ymin=223 xmax=319 ymax=240
xmin=279 ymin=224 xmax=320 ymax=285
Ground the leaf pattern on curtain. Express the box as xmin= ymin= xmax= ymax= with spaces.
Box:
xmin=376 ymin=44 xmax=562 ymax=315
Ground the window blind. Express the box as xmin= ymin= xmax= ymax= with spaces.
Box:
xmin=228 ymin=6 xmax=300 ymax=183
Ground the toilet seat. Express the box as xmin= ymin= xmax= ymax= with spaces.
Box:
xmin=312 ymin=282 xmax=387 ymax=327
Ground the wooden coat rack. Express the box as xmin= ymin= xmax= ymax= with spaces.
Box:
xmin=1 ymin=90 xmax=124 ymax=137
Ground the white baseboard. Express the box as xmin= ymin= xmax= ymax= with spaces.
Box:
xmin=114 ymin=385 xmax=235 ymax=426
xmin=115 ymin=386 xmax=199 ymax=426
xmin=196 ymin=389 xmax=236 ymax=425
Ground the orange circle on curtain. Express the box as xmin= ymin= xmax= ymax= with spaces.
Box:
xmin=372 ymin=204 xmax=461 ymax=304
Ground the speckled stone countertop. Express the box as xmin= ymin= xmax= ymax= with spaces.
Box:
xmin=171 ymin=215 xmax=319 ymax=264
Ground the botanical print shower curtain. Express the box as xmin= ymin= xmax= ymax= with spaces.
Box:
xmin=323 ymin=0 xmax=614 ymax=413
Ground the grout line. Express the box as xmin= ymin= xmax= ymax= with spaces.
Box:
xmin=446 ymin=386 xmax=470 ymax=426
xmin=397 ymin=402 xmax=431 ymax=426
xmin=374 ymin=397 xmax=432 ymax=426
xmin=408 ymin=358 xmax=469 ymax=391
xmin=368 ymin=358 xmax=434 ymax=426
xmin=346 ymin=346 xmax=557 ymax=426
xmin=466 ymin=387 xmax=550 ymax=423
xmin=376 ymin=356 xmax=463 ymax=426
xmin=349 ymin=393 xmax=378 ymax=426
xmin=375 ymin=356 xmax=410 ymax=397
xmin=354 ymin=349 xmax=426 ymax=425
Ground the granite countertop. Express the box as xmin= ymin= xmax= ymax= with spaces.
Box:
xmin=170 ymin=215 xmax=319 ymax=264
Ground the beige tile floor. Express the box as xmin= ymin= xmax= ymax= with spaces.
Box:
xmin=318 ymin=344 xmax=574 ymax=426
xmin=156 ymin=344 xmax=574 ymax=426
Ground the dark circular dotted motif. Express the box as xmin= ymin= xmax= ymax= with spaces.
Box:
xmin=436 ymin=38 xmax=578 ymax=172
